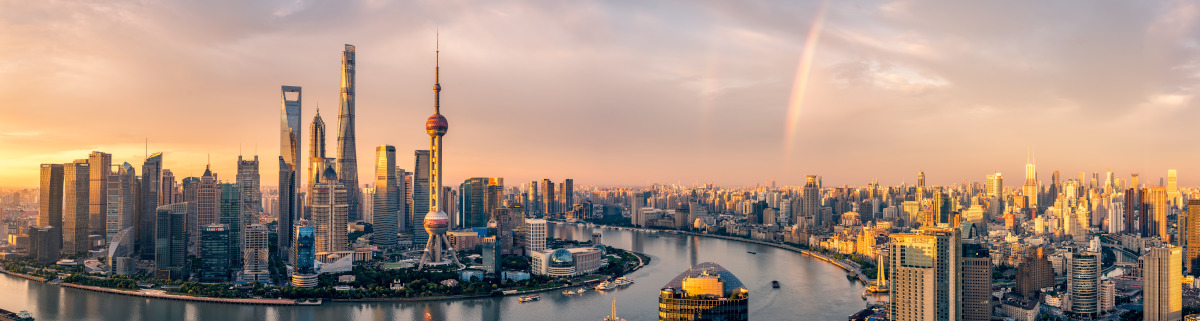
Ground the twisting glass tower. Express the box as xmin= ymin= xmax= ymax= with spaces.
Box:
xmin=418 ymin=32 xmax=463 ymax=270
xmin=336 ymin=45 xmax=361 ymax=222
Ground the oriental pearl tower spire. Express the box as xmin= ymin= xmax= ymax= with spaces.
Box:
xmin=418 ymin=30 xmax=463 ymax=270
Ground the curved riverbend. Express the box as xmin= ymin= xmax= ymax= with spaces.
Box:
xmin=0 ymin=223 xmax=869 ymax=320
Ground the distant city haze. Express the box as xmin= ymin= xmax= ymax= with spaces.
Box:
xmin=1 ymin=1 xmax=1198 ymax=187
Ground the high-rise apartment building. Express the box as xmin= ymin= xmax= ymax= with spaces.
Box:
xmin=526 ymin=181 xmax=540 ymax=217
xmin=1125 ymin=187 xmax=1144 ymax=235
xmin=311 ymin=168 xmax=348 ymax=254
xmin=1167 ymin=169 xmax=1179 ymax=202
xmin=200 ymin=223 xmax=230 ymax=282
xmin=1023 ymin=157 xmax=1038 ymax=211
xmin=1148 ymin=187 xmax=1168 ymax=242
xmin=887 ymin=226 xmax=961 ymax=321
xmin=139 ymin=153 xmax=162 ymax=259
xmin=373 ymin=145 xmax=400 ymax=248
xmin=279 ymin=85 xmax=302 ymax=260
xmin=1065 ymin=248 xmax=1100 ymax=318
xmin=63 ymin=160 xmax=90 ymax=256
xmin=1015 ymin=246 xmax=1054 ymax=299
xmin=106 ymin=163 xmax=136 ymax=243
xmin=461 ymin=177 xmax=503 ymax=228
xmin=308 ymin=109 xmax=326 ymax=197
xmin=195 ymin=166 xmax=219 ymax=252
xmin=87 ymin=151 xmax=111 ymax=237
xmin=28 ymin=226 xmax=60 ymax=265
xmin=802 ymin=175 xmax=820 ymax=228
xmin=396 ymin=168 xmax=410 ymax=233
xmin=560 ymin=179 xmax=573 ymax=214
xmin=38 ymin=163 xmax=64 ymax=258
xmin=1188 ymin=200 xmax=1200 ymax=275
xmin=160 ymin=169 xmax=177 ymax=205
xmin=541 ymin=179 xmax=555 ymax=215
xmin=293 ymin=220 xmax=315 ymax=275
xmin=237 ymin=155 xmax=261 ymax=214
xmin=1143 ymin=246 xmax=1182 ymax=321
xmin=631 ymin=192 xmax=646 ymax=227
xmin=525 ymin=219 xmax=547 ymax=255
xmin=242 ymin=224 xmax=269 ymax=282
xmin=336 ymin=44 xmax=361 ymax=223
xmin=413 ymin=150 xmax=430 ymax=243
xmin=986 ymin=172 xmax=1003 ymax=199
xmin=219 ymin=183 xmax=243 ymax=269
xmin=155 ymin=203 xmax=188 ymax=280
xmin=961 ymin=243 xmax=991 ymax=321
xmin=483 ymin=215 xmax=502 ymax=275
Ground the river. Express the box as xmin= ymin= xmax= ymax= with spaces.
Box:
xmin=0 ymin=223 xmax=869 ymax=320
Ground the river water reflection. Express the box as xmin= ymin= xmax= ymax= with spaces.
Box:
xmin=0 ymin=223 xmax=868 ymax=320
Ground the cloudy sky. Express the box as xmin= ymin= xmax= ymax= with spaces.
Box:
xmin=1 ymin=0 xmax=1198 ymax=188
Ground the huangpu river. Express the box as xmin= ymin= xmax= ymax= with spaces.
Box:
xmin=0 ymin=223 xmax=870 ymax=320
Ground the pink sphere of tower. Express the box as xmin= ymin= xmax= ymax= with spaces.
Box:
xmin=424 ymin=210 xmax=449 ymax=234
xmin=426 ymin=114 xmax=448 ymax=136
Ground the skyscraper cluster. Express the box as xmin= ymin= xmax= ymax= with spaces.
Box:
xmin=22 ymin=147 xmax=264 ymax=281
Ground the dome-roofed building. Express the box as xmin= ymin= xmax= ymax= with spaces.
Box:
xmin=658 ymin=262 xmax=749 ymax=321
xmin=591 ymin=244 xmax=607 ymax=256
xmin=530 ymin=246 xmax=604 ymax=277
xmin=549 ymin=249 xmax=574 ymax=268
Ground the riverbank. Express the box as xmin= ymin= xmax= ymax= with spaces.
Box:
xmin=581 ymin=223 xmax=873 ymax=285
xmin=62 ymin=282 xmax=298 ymax=306
xmin=674 ymin=231 xmax=872 ymax=284
xmin=0 ymin=269 xmax=45 ymax=283
xmin=0 ymin=247 xmax=652 ymax=306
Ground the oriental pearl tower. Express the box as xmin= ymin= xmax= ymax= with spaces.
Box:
xmin=418 ymin=32 xmax=464 ymax=270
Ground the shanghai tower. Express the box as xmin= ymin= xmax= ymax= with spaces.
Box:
xmin=336 ymin=44 xmax=361 ymax=222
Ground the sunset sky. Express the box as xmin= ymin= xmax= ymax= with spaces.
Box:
xmin=1 ymin=0 xmax=1198 ymax=188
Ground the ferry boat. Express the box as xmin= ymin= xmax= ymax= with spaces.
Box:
xmin=613 ymin=277 xmax=634 ymax=287
xmin=771 ymin=280 xmax=780 ymax=289
xmin=518 ymin=294 xmax=540 ymax=303
xmin=562 ymin=289 xmax=576 ymax=295
xmin=595 ymin=281 xmax=618 ymax=291
xmin=577 ymin=287 xmax=587 ymax=294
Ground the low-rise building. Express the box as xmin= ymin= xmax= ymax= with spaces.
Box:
xmin=999 ymin=294 xmax=1040 ymax=321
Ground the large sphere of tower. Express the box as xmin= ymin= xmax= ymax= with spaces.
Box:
xmin=424 ymin=210 xmax=449 ymax=235
xmin=426 ymin=114 xmax=448 ymax=136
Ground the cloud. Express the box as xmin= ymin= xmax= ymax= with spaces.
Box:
xmin=0 ymin=0 xmax=1199 ymax=188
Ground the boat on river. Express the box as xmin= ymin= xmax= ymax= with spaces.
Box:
xmin=771 ymin=280 xmax=780 ymax=289
xmin=613 ymin=277 xmax=634 ymax=287
xmin=595 ymin=281 xmax=617 ymax=291
xmin=518 ymin=294 xmax=540 ymax=303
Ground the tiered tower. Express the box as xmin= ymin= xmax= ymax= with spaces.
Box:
xmin=418 ymin=32 xmax=463 ymax=270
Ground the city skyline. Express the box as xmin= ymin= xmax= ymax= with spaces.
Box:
xmin=2 ymin=1 xmax=1199 ymax=188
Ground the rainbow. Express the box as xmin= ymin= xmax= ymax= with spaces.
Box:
xmin=784 ymin=2 xmax=828 ymax=159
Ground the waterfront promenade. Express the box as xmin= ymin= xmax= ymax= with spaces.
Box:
xmin=0 ymin=247 xmax=650 ymax=306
